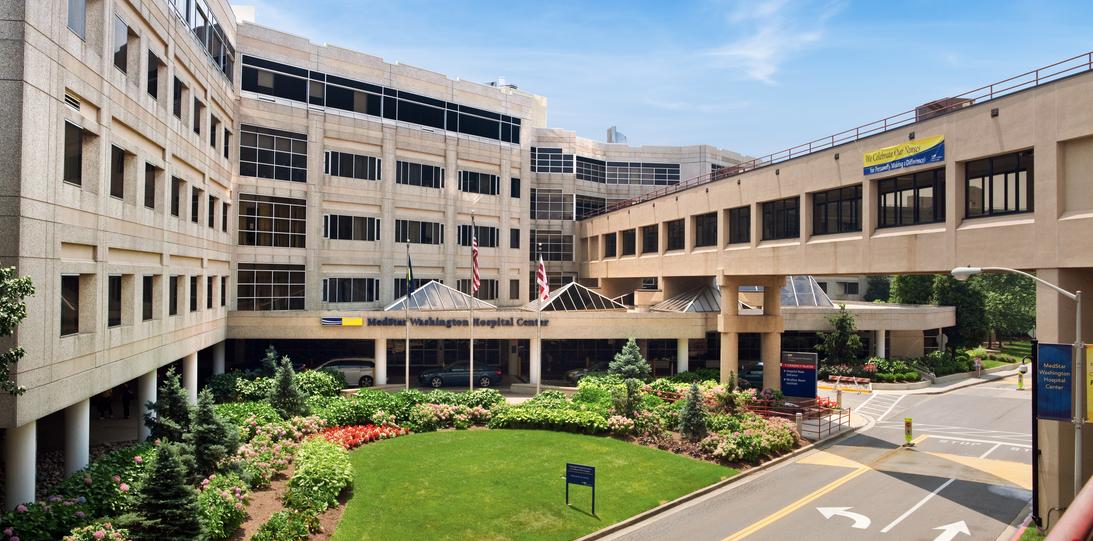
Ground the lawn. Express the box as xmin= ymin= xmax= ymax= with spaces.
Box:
xmin=1001 ymin=340 xmax=1033 ymax=359
xmin=331 ymin=429 xmax=735 ymax=541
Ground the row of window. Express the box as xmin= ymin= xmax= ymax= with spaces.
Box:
xmin=325 ymin=151 xmax=381 ymax=181
xmin=531 ymin=147 xmax=574 ymax=173
xmin=596 ymin=149 xmax=1035 ymax=254
xmin=240 ymin=55 xmax=521 ymax=144
xmin=239 ymin=125 xmax=308 ymax=183
xmin=167 ymin=0 xmax=235 ymax=80
xmin=574 ymin=156 xmax=682 ymax=185
xmin=61 ymin=272 xmax=226 ymax=336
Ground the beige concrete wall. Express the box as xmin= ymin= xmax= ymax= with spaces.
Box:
xmin=889 ymin=330 xmax=925 ymax=358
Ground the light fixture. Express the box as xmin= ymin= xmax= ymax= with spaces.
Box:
xmin=950 ymin=266 xmax=982 ymax=281
xmin=909 ymin=131 xmax=916 ymax=140
xmin=834 ymin=153 xmax=840 ymax=160
xmin=991 ymin=107 xmax=999 ymax=118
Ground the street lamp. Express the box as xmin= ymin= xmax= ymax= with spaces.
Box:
xmin=951 ymin=266 xmax=1085 ymax=499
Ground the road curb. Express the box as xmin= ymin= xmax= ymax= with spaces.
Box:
xmin=575 ymin=415 xmax=873 ymax=541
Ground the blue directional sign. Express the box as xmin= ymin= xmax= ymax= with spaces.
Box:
xmin=781 ymin=351 xmax=818 ymax=399
xmin=1036 ymin=342 xmax=1073 ymax=421
xmin=565 ymin=463 xmax=596 ymax=515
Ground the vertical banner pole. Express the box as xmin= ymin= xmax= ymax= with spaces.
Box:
xmin=1031 ymin=339 xmax=1040 ymax=527
xmin=405 ymin=243 xmax=411 ymax=391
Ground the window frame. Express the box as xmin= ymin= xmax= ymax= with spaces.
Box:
xmin=964 ymin=150 xmax=1034 ymax=219
xmin=728 ymin=206 xmax=750 ymax=245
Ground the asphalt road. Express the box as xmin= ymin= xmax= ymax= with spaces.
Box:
xmin=603 ymin=375 xmax=1032 ymax=541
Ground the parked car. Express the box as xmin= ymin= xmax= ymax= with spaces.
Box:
xmin=565 ymin=361 xmax=610 ymax=383
xmin=740 ymin=362 xmax=764 ymax=389
xmin=418 ymin=362 xmax=502 ymax=388
xmin=315 ymin=358 xmax=375 ymax=387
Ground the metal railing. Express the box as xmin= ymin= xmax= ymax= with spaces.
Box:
xmin=747 ymin=398 xmax=852 ymax=441
xmin=582 ymin=51 xmax=1093 ymax=219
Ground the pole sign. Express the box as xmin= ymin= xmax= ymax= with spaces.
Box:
xmin=1036 ymin=342 xmax=1073 ymax=421
xmin=565 ymin=463 xmax=595 ymax=515
xmin=780 ymin=351 xmax=818 ymax=399
xmin=1087 ymin=345 xmax=1093 ymax=421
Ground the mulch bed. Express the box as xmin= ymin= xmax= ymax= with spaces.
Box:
xmin=232 ymin=463 xmax=350 ymax=540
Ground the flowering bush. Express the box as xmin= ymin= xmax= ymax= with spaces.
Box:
xmin=406 ymin=403 xmax=492 ymax=432
xmin=283 ymin=439 xmax=352 ymax=513
xmin=237 ymin=433 xmax=298 ymax=488
xmin=488 ymin=405 xmax=607 ymax=434
xmin=62 ymin=521 xmax=129 ymax=541
xmin=699 ymin=416 xmax=798 ymax=463
xmin=632 ymin=410 xmax=667 ymax=438
xmin=606 ymin=415 xmax=635 ymax=435
xmin=816 ymin=397 xmax=839 ymax=409
xmin=214 ymin=402 xmax=281 ymax=439
xmin=295 ymin=370 xmax=343 ymax=398
xmin=197 ymin=473 xmax=250 ymax=540
xmin=235 ymin=376 xmax=275 ymax=402
xmin=0 ymin=497 xmax=90 ymax=541
xmin=422 ymin=389 xmax=505 ymax=409
xmin=372 ymin=410 xmax=397 ymax=427
xmin=251 ymin=510 xmax=317 ymax=541
xmin=319 ymin=425 xmax=408 ymax=450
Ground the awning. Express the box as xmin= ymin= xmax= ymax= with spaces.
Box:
xmin=384 ymin=280 xmax=497 ymax=311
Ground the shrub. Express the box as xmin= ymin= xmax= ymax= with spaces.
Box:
xmin=63 ymin=522 xmax=130 ymax=541
xmin=609 ymin=338 xmax=652 ymax=380
xmin=488 ymin=405 xmax=607 ymax=434
xmin=237 ymin=434 xmax=297 ymax=489
xmin=197 ymin=473 xmax=250 ymax=540
xmin=525 ymin=390 xmax=569 ymax=407
xmin=207 ymin=371 xmax=246 ymax=403
xmin=251 ymin=510 xmax=316 ymax=541
xmin=606 ymin=415 xmax=635 ymax=435
xmin=610 ymin=378 xmax=643 ymax=418
xmin=133 ymin=443 xmax=202 ymax=541
xmin=213 ymin=402 xmax=281 ymax=441
xmin=54 ymin=443 xmax=156 ymax=518
xmin=295 ymin=370 xmax=343 ymax=398
xmin=422 ymin=388 xmax=505 ymax=409
xmin=283 ymin=439 xmax=352 ymax=513
xmin=192 ymin=389 xmax=239 ymax=479
xmin=679 ymin=383 xmax=707 ymax=442
xmin=0 ymin=497 xmax=91 ymax=541
xmin=665 ymin=368 xmax=720 ymax=384
xmin=632 ymin=410 xmax=667 ymax=438
xmin=699 ymin=416 xmax=798 ymax=463
xmin=269 ymin=357 xmax=307 ymax=419
xmin=319 ymin=425 xmax=408 ymax=450
xmin=235 ymin=377 xmax=274 ymax=402
xmin=573 ymin=377 xmax=621 ymax=415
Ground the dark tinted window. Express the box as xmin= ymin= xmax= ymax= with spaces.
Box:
xmin=641 ymin=225 xmax=657 ymax=254
xmin=694 ymin=213 xmax=717 ymax=247
xmin=142 ymin=275 xmax=153 ymax=321
xmin=965 ymin=150 xmax=1033 ymax=218
xmin=877 ymin=168 xmax=945 ymax=228
xmin=108 ymin=275 xmax=121 ymax=327
xmin=666 ymin=219 xmax=685 ymax=251
xmin=621 ymin=229 xmax=636 ymax=256
xmin=61 ymin=275 xmax=79 ymax=336
xmin=812 ymin=185 xmax=862 ymax=235
xmin=761 ymin=197 xmax=800 ymax=241
xmin=728 ymin=206 xmax=750 ymax=244
xmin=63 ymin=122 xmax=83 ymax=186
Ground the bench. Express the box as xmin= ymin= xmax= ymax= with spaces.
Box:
xmin=828 ymin=375 xmax=871 ymax=384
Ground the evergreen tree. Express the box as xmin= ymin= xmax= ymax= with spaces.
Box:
xmin=889 ymin=274 xmax=934 ymax=304
xmin=932 ymin=275 xmax=988 ymax=351
xmin=144 ymin=368 xmax=192 ymax=443
xmin=816 ymin=305 xmax=863 ymax=366
xmin=191 ymin=388 xmax=239 ymax=479
xmin=134 ymin=442 xmax=203 ymax=541
xmin=0 ymin=267 xmax=34 ymax=396
xmin=259 ymin=344 xmax=280 ymax=377
xmin=608 ymin=338 xmax=652 ymax=380
xmin=863 ymin=275 xmax=891 ymax=302
xmin=269 ymin=356 xmax=307 ymax=419
xmin=679 ymin=383 xmax=707 ymax=442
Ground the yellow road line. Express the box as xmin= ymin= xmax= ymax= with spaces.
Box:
xmin=721 ymin=434 xmax=929 ymax=541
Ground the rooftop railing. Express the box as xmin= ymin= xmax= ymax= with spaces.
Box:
xmin=581 ymin=51 xmax=1093 ymax=219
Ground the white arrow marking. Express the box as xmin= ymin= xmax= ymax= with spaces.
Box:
xmin=817 ymin=507 xmax=871 ymax=529
xmin=933 ymin=520 xmax=970 ymax=541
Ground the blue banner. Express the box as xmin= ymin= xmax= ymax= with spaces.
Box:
xmin=781 ymin=351 xmax=818 ymax=399
xmin=1037 ymin=342 xmax=1073 ymax=421
xmin=863 ymin=136 xmax=945 ymax=175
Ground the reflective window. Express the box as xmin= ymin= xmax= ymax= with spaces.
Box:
xmin=239 ymin=124 xmax=308 ymax=183
xmin=142 ymin=275 xmax=154 ymax=321
xmin=396 ymin=161 xmax=444 ymax=188
xmin=457 ymin=225 xmax=498 ymax=248
xmin=67 ymin=0 xmax=86 ymax=39
xmin=237 ymin=263 xmax=305 ymax=311
xmin=965 ymin=150 xmax=1033 ymax=218
xmin=171 ymin=177 xmax=184 ymax=217
xmin=107 ymin=275 xmax=122 ymax=327
xmin=63 ymin=122 xmax=83 ymax=186
xmin=322 ymin=278 xmax=379 ymax=303
xmin=575 ymin=195 xmax=606 ymax=219
xmin=238 ymin=194 xmax=307 ymax=248
xmin=113 ymin=16 xmax=130 ymax=73
xmin=324 ymin=215 xmax=380 ymax=241
xmin=325 ymin=151 xmax=380 ymax=181
xmin=61 ymin=275 xmax=80 ymax=335
xmin=457 ymin=279 xmax=498 ymax=300
xmin=530 ymin=189 xmax=574 ymax=220
xmin=576 ymin=156 xmax=606 ymax=183
xmin=530 ymin=230 xmax=573 ymax=262
xmin=530 ymin=147 xmax=573 ymax=173
xmin=762 ymin=197 xmax=800 ymax=241
xmin=395 ymin=220 xmax=444 ymax=245
xmin=606 ymin=162 xmax=680 ymax=185
xmin=458 ymin=171 xmax=499 ymax=195
xmin=812 ymin=185 xmax=862 ymax=235
xmin=110 ymin=146 xmax=125 ymax=199
xmin=877 ymin=167 xmax=945 ymax=228
xmin=144 ymin=163 xmax=158 ymax=209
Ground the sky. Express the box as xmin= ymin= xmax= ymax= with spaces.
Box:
xmin=241 ymin=0 xmax=1093 ymax=157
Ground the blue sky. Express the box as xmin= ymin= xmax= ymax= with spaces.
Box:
xmin=244 ymin=0 xmax=1093 ymax=156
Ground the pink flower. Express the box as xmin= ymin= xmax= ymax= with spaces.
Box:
xmin=112 ymin=475 xmax=121 ymax=483
xmin=3 ymin=527 xmax=12 ymax=535
xmin=11 ymin=536 xmax=19 ymax=541
xmin=118 ymin=483 xmax=130 ymax=493
xmin=133 ymin=455 xmax=143 ymax=464
xmin=93 ymin=530 xmax=106 ymax=539
xmin=14 ymin=504 xmax=27 ymax=513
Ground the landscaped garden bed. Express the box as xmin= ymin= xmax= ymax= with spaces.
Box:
xmin=1 ymin=342 xmax=802 ymax=540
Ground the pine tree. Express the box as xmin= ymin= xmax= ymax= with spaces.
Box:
xmin=191 ymin=388 xmax=238 ymax=479
xmin=144 ymin=368 xmax=192 ymax=443
xmin=608 ymin=338 xmax=652 ymax=381
xmin=269 ymin=356 xmax=307 ymax=419
xmin=134 ymin=442 xmax=203 ymax=541
xmin=259 ymin=344 xmax=280 ymax=377
xmin=679 ymin=383 xmax=707 ymax=442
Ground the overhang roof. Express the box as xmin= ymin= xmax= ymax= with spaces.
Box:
xmin=384 ymin=280 xmax=497 ymax=311
xmin=521 ymin=282 xmax=628 ymax=312
xmin=651 ymin=276 xmax=834 ymax=313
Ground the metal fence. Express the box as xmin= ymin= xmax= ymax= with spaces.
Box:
xmin=747 ymin=398 xmax=852 ymax=441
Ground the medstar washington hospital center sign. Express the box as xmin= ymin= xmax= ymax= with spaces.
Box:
xmin=1036 ymin=342 xmax=1073 ymax=421
xmin=863 ymin=135 xmax=945 ymax=175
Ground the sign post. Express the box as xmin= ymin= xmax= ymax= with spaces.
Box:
xmin=565 ymin=463 xmax=596 ymax=515
xmin=1036 ymin=342 xmax=1074 ymax=421
xmin=780 ymin=351 xmax=818 ymax=399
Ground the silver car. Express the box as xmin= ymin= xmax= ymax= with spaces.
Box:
xmin=315 ymin=357 xmax=376 ymax=387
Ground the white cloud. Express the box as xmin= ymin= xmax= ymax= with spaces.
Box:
xmin=707 ymin=0 xmax=844 ymax=84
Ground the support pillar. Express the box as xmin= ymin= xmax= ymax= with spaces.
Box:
xmin=719 ymin=276 xmax=741 ymax=385
xmin=64 ymin=399 xmax=90 ymax=476
xmin=762 ymin=332 xmax=781 ymax=391
xmin=138 ymin=370 xmax=156 ymax=441
xmin=183 ymin=352 xmax=197 ymax=404
xmin=529 ymin=337 xmax=541 ymax=385
xmin=375 ymin=339 xmax=387 ymax=385
xmin=720 ymin=332 xmax=739 ymax=383
xmin=677 ymin=339 xmax=689 ymax=374
xmin=212 ymin=341 xmax=225 ymax=375
xmin=876 ymin=330 xmax=887 ymax=359
xmin=5 ymin=420 xmax=35 ymax=510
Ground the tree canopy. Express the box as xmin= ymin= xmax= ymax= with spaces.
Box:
xmin=931 ymin=275 xmax=988 ymax=350
xmin=0 ymin=267 xmax=34 ymax=395
xmin=889 ymin=275 xmax=934 ymax=304
xmin=971 ymin=272 xmax=1035 ymax=345
xmin=816 ymin=305 xmax=863 ymax=365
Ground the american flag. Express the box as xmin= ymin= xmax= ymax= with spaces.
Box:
xmin=536 ymin=253 xmax=549 ymax=301
xmin=471 ymin=217 xmax=480 ymax=295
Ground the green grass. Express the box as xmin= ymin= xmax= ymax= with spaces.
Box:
xmin=1000 ymin=340 xmax=1033 ymax=359
xmin=332 ymin=430 xmax=735 ymax=541
xmin=980 ymin=359 xmax=1012 ymax=369
xmin=1017 ymin=524 xmax=1045 ymax=541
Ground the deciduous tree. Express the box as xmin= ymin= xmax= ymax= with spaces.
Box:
xmin=889 ymin=274 xmax=934 ymax=304
xmin=0 ymin=267 xmax=34 ymax=395
xmin=816 ymin=305 xmax=863 ymax=366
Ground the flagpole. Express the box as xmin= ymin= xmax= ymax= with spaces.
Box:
xmin=469 ymin=215 xmax=476 ymax=392
xmin=536 ymin=243 xmax=542 ymax=396
xmin=404 ymin=241 xmax=410 ymax=391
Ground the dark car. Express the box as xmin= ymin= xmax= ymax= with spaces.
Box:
xmin=418 ymin=362 xmax=503 ymax=388
xmin=565 ymin=361 xmax=610 ymax=383
xmin=740 ymin=362 xmax=764 ymax=389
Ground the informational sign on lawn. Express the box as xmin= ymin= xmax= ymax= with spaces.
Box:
xmin=1036 ymin=342 xmax=1073 ymax=421
xmin=565 ymin=463 xmax=596 ymax=515
xmin=781 ymin=351 xmax=818 ymax=399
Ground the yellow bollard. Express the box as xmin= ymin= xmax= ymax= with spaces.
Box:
xmin=1017 ymin=371 xmax=1024 ymax=390
xmin=904 ymin=417 xmax=914 ymax=447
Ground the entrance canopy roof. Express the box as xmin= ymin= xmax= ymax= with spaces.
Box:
xmin=522 ymin=282 xmax=628 ymax=312
xmin=651 ymin=275 xmax=833 ymax=313
xmin=384 ymin=280 xmax=497 ymax=311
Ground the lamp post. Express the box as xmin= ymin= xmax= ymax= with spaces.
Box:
xmin=951 ymin=266 xmax=1084 ymax=499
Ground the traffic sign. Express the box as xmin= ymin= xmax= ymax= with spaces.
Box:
xmin=1036 ymin=343 xmax=1073 ymax=421
xmin=781 ymin=351 xmax=818 ymax=399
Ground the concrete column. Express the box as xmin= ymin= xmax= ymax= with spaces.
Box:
xmin=64 ymin=399 xmax=90 ymax=476
xmin=720 ymin=332 xmax=738 ymax=383
xmin=677 ymin=338 xmax=689 ymax=374
xmin=183 ymin=352 xmax=197 ymax=404
xmin=529 ymin=337 xmax=541 ymax=385
xmin=138 ymin=370 xmax=156 ymax=440
xmin=762 ymin=332 xmax=782 ymax=390
xmin=5 ymin=420 xmax=35 ymax=510
xmin=875 ymin=329 xmax=887 ymax=359
xmin=374 ymin=339 xmax=387 ymax=385
xmin=212 ymin=341 xmax=226 ymax=375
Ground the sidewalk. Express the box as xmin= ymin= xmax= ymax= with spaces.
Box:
xmin=820 ymin=368 xmax=1024 ymax=398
